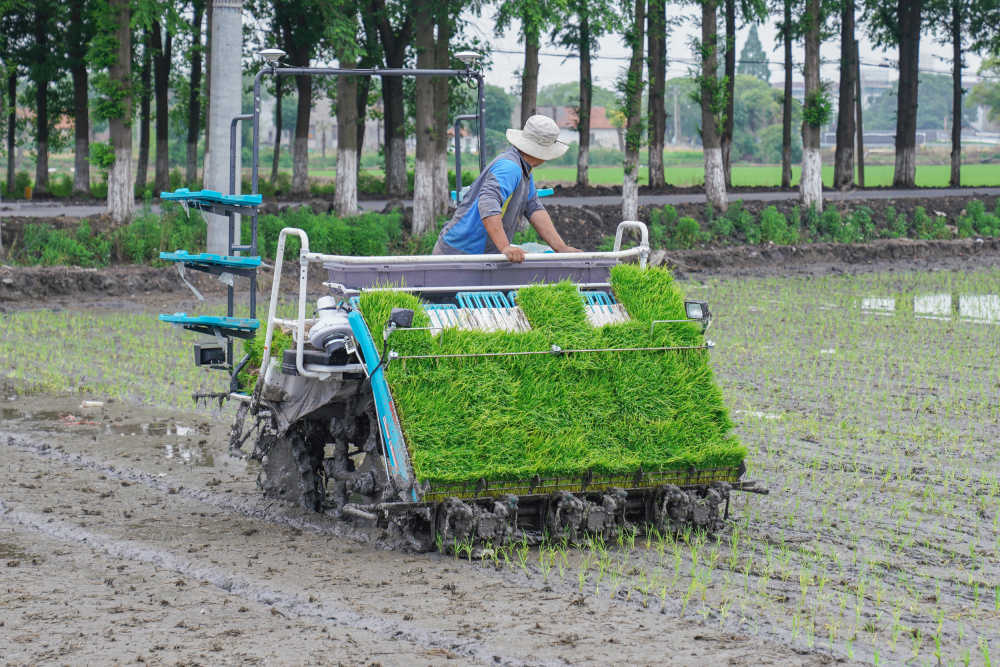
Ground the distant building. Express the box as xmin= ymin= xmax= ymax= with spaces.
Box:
xmin=513 ymin=104 xmax=623 ymax=150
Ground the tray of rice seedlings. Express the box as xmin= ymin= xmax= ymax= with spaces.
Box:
xmin=341 ymin=265 xmax=752 ymax=550
xmin=229 ymin=224 xmax=762 ymax=552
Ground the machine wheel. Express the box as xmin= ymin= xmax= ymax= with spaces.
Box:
xmin=260 ymin=422 xmax=325 ymax=511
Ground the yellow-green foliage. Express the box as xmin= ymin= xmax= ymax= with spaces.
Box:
xmin=359 ymin=264 xmax=744 ymax=485
xmin=239 ymin=328 xmax=293 ymax=392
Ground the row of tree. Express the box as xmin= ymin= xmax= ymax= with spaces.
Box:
xmin=650 ymin=0 xmax=1000 ymax=216
xmin=2 ymin=1 xmax=1000 ymax=228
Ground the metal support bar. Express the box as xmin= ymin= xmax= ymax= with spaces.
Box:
xmin=614 ymin=220 xmax=651 ymax=268
xmin=325 ymin=281 xmax=613 ymax=296
xmin=224 ymin=113 xmax=257 ymax=380
xmin=453 ymin=113 xmax=479 ymax=202
xmin=259 ymin=228 xmax=320 ymax=381
xmin=390 ymin=343 xmax=711 ymax=362
xmin=309 ymin=247 xmax=643 ymax=266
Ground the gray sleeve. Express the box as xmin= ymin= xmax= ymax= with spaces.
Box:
xmin=523 ymin=191 xmax=544 ymax=219
xmin=477 ymin=171 xmax=505 ymax=219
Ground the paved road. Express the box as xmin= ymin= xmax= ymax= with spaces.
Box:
xmin=3 ymin=186 xmax=1000 ymax=218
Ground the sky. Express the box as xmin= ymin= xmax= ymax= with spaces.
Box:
xmin=462 ymin=6 xmax=987 ymax=97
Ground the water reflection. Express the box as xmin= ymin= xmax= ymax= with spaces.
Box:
xmin=861 ymin=297 xmax=896 ymax=315
xmin=163 ymin=442 xmax=214 ymax=466
xmin=914 ymin=293 xmax=951 ymax=320
xmin=860 ymin=292 xmax=1000 ymax=324
xmin=959 ymin=294 xmax=1000 ymax=323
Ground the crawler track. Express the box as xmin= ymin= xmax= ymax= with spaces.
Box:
xmin=245 ymin=411 xmax=760 ymax=553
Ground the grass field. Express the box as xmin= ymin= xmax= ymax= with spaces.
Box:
xmin=305 ymin=163 xmax=1000 ymax=191
xmin=532 ymin=163 xmax=1000 ymax=188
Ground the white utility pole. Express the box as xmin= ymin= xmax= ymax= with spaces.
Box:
xmin=204 ymin=0 xmax=243 ymax=254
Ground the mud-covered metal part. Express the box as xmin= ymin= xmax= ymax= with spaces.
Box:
xmin=436 ymin=497 xmax=476 ymax=550
xmin=650 ymin=482 xmax=730 ymax=534
xmin=545 ymin=491 xmax=587 ymax=542
xmin=258 ymin=420 xmax=325 ymax=511
xmin=386 ymin=505 xmax=436 ymax=552
xmin=583 ymin=488 xmax=628 ymax=539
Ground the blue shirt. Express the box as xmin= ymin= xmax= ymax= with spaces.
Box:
xmin=434 ymin=146 xmax=545 ymax=254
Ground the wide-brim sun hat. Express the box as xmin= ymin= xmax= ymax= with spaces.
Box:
xmin=506 ymin=114 xmax=569 ymax=161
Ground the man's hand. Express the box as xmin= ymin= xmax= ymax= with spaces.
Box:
xmin=500 ymin=245 xmax=526 ymax=263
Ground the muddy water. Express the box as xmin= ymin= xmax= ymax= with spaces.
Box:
xmin=0 ymin=394 xmax=824 ymax=666
xmin=5 ymin=266 xmax=998 ymax=665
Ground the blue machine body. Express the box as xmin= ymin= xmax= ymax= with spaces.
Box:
xmin=347 ymin=310 xmax=418 ymax=502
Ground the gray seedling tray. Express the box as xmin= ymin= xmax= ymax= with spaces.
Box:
xmin=324 ymin=257 xmax=617 ymax=291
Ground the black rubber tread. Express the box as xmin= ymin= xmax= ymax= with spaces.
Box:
xmin=261 ymin=423 xmax=325 ymax=512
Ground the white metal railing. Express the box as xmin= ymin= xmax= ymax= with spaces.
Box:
xmin=259 ymin=221 xmax=650 ymax=381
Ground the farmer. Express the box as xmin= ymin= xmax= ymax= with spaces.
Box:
xmin=432 ymin=114 xmax=580 ymax=263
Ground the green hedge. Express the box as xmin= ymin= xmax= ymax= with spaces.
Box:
xmin=11 ymin=204 xmax=206 ymax=267
xmin=250 ymin=208 xmax=404 ymax=260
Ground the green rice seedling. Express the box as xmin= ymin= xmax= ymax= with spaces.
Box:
xmin=357 ymin=265 xmax=743 ymax=487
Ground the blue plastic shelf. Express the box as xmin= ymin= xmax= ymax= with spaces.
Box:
xmin=160 ymin=250 xmax=261 ymax=270
xmin=456 ymin=291 xmax=514 ymax=310
xmin=159 ymin=313 xmax=260 ymax=339
xmin=160 ymin=188 xmax=263 ymax=208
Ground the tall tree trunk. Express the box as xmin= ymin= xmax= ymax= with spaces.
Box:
xmin=833 ymin=0 xmax=856 ymax=189
xmin=271 ymin=81 xmax=282 ymax=183
xmin=108 ymin=0 xmax=134 ymax=223
xmin=722 ymin=0 xmax=735 ymax=187
xmin=137 ymin=32 xmax=151 ymax=192
xmin=6 ymin=72 xmax=15 ymax=197
xmin=32 ymin=4 xmax=50 ymax=196
xmin=800 ymin=0 xmax=822 ymax=211
xmin=291 ymin=72 xmax=312 ymax=195
xmin=185 ymin=0 xmax=204 ymax=186
xmin=335 ymin=54 xmax=359 ymax=215
xmin=356 ymin=79 xmax=370 ymax=165
xmin=855 ymin=39 xmax=865 ymax=188
xmin=432 ymin=12 xmax=451 ymax=218
xmin=781 ymin=0 xmax=792 ymax=189
xmin=203 ymin=2 xmax=212 ymax=160
xmin=71 ymin=62 xmax=90 ymax=195
xmin=412 ymin=10 xmax=436 ymax=235
xmin=673 ymin=86 xmax=680 ymax=143
xmin=152 ymin=21 xmax=172 ymax=193
xmin=576 ymin=6 xmax=591 ymax=188
xmin=520 ymin=21 xmax=539 ymax=125
xmin=622 ymin=0 xmax=646 ymax=221
xmin=949 ymin=0 xmax=962 ymax=187
xmin=893 ymin=0 xmax=922 ymax=187
xmin=701 ymin=0 xmax=727 ymax=211
xmin=382 ymin=74 xmax=407 ymax=196
xmin=372 ymin=0 xmax=412 ymax=198
xmin=647 ymin=0 xmax=666 ymax=188
xmin=356 ymin=10 xmax=378 ymax=173
xmin=69 ymin=0 xmax=90 ymax=195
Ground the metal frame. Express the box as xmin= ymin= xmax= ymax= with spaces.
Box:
xmin=216 ymin=61 xmax=487 ymax=392
xmin=257 ymin=221 xmax=650 ymax=384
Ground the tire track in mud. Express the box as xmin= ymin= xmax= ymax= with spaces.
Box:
xmin=1 ymin=428 xmax=834 ymax=666
xmin=0 ymin=499 xmax=525 ymax=666
xmin=1 ymin=430 xmax=371 ymax=544
xmin=0 ymin=436 xmax=535 ymax=666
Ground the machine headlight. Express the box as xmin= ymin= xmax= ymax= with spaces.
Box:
xmin=685 ymin=300 xmax=710 ymax=322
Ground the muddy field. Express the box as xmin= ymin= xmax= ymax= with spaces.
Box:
xmin=2 ymin=251 xmax=999 ymax=665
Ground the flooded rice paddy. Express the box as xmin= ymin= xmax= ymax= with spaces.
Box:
xmin=1 ymin=266 xmax=998 ymax=665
